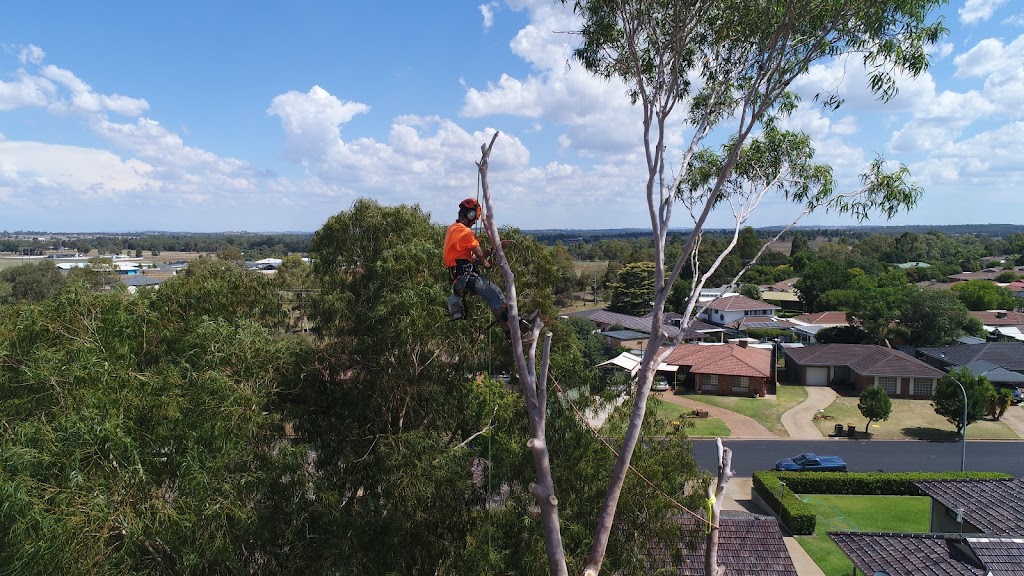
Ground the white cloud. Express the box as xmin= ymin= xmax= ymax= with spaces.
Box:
xmin=959 ymin=0 xmax=1007 ymax=24
xmin=480 ymin=3 xmax=496 ymax=30
xmin=40 ymin=64 xmax=148 ymax=116
xmin=18 ymin=44 xmax=44 ymax=65
xmin=0 ymin=70 xmax=54 ymax=111
xmin=267 ymin=85 xmax=370 ymax=164
xmin=953 ymin=35 xmax=1024 ymax=116
xmin=0 ymin=140 xmax=157 ymax=202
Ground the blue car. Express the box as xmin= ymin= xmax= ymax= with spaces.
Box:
xmin=774 ymin=452 xmax=847 ymax=472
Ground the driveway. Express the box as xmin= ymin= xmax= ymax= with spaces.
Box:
xmin=998 ymin=403 xmax=1024 ymax=438
xmin=781 ymin=386 xmax=837 ymax=439
xmin=658 ymin=393 xmax=777 ymax=439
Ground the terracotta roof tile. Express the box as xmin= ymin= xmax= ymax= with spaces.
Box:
xmin=665 ymin=344 xmax=771 ymax=378
xmin=790 ymin=311 xmax=850 ymax=326
xmin=702 ymin=294 xmax=780 ymax=312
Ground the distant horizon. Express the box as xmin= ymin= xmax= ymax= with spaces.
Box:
xmin=3 ymin=222 xmax=1024 ymax=238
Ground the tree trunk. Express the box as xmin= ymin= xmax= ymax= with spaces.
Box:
xmin=705 ymin=438 xmax=734 ymax=576
xmin=476 ymin=133 xmax=568 ymax=576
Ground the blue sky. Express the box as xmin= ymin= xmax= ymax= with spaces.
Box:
xmin=1 ymin=0 xmax=1022 ymax=233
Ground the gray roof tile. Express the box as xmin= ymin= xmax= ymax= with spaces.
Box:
xmin=647 ymin=513 xmax=797 ymax=575
xmin=830 ymin=532 xmax=985 ymax=575
xmin=915 ymin=479 xmax=1024 ymax=535
xmin=785 ymin=344 xmax=945 ymax=378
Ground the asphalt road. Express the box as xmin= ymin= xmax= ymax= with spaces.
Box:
xmin=692 ymin=439 xmax=1024 ymax=477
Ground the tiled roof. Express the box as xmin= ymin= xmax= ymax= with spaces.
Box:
xmin=647 ymin=512 xmax=798 ymax=576
xmin=785 ymin=344 xmax=944 ymax=378
xmin=728 ymin=316 xmax=795 ymax=330
xmin=969 ymin=310 xmax=1024 ymax=327
xmin=790 ymin=311 xmax=850 ymax=326
xmin=966 ymin=537 xmax=1024 ymax=576
xmin=830 ymin=532 xmax=985 ymax=576
xmin=570 ymin=309 xmax=717 ymax=341
xmin=702 ymin=294 xmax=780 ymax=312
xmin=919 ymin=342 xmax=1024 ymax=372
xmin=915 ymin=479 xmax=1024 ymax=536
xmin=664 ymin=344 xmax=771 ymax=378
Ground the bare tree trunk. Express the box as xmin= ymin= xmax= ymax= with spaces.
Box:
xmin=476 ymin=133 xmax=569 ymax=576
xmin=705 ymin=438 xmax=734 ymax=576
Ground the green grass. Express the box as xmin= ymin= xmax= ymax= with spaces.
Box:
xmin=651 ymin=398 xmax=731 ymax=437
xmin=679 ymin=382 xmax=808 ymax=436
xmin=600 ymin=397 xmax=732 ymax=438
xmin=813 ymin=395 xmax=1020 ymax=440
xmin=796 ymin=494 xmax=930 ymax=576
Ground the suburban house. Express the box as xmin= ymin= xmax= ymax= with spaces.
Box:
xmin=595 ymin=350 xmax=678 ymax=384
xmin=831 ymin=478 xmax=1024 ymax=576
xmin=645 ymin=512 xmax=798 ymax=575
xmin=568 ymin=309 xmax=719 ymax=346
xmin=783 ymin=344 xmax=944 ymax=398
xmin=696 ymin=295 xmax=779 ymax=327
xmin=955 ymin=360 xmax=1024 ymax=389
xmin=664 ymin=343 xmax=774 ymax=396
xmin=758 ymin=277 xmax=803 ymax=311
xmin=947 ymin=266 xmax=1024 ymax=282
xmin=918 ymin=342 xmax=1024 ymax=375
xmin=787 ymin=310 xmax=849 ymax=344
xmin=1008 ymin=280 xmax=1024 ymax=299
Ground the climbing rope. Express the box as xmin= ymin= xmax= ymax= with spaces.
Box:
xmin=547 ymin=372 xmax=718 ymax=530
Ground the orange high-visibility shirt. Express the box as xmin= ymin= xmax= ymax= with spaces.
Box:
xmin=443 ymin=222 xmax=479 ymax=268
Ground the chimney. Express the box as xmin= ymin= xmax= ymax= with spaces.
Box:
xmin=737 ymin=340 xmax=748 ymax=348
xmin=996 ymin=311 xmax=1007 ymax=319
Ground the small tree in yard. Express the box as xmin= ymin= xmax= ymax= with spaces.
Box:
xmin=987 ymin=388 xmax=1012 ymax=421
xmin=932 ymin=368 xmax=995 ymax=437
xmin=858 ymin=386 xmax=892 ymax=433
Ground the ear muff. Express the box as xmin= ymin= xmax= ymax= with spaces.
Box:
xmin=460 ymin=199 xmax=480 ymax=222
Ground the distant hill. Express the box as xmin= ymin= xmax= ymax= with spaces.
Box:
xmin=526 ymin=224 xmax=1024 ymax=244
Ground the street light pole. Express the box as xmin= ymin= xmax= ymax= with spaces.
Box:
xmin=949 ymin=376 xmax=967 ymax=473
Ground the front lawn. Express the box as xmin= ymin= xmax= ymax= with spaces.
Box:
xmin=600 ymin=398 xmax=732 ymax=438
xmin=680 ymin=382 xmax=807 ymax=436
xmin=652 ymin=398 xmax=732 ymax=437
xmin=813 ymin=395 xmax=1020 ymax=440
xmin=797 ymin=494 xmax=930 ymax=576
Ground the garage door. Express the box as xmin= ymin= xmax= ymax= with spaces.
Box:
xmin=806 ymin=367 xmax=829 ymax=386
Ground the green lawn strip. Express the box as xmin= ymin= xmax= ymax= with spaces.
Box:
xmin=598 ymin=397 xmax=731 ymax=438
xmin=679 ymin=382 xmax=807 ymax=436
xmin=652 ymin=398 xmax=731 ymax=437
xmin=813 ymin=395 xmax=1020 ymax=440
xmin=796 ymin=494 xmax=930 ymax=576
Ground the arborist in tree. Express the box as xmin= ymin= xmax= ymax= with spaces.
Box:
xmin=443 ymin=198 xmax=532 ymax=342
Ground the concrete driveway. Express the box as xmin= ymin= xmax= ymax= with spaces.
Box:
xmin=780 ymin=386 xmax=837 ymax=439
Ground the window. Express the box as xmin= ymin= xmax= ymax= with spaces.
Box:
xmin=912 ymin=378 xmax=934 ymax=396
xmin=877 ymin=376 xmax=897 ymax=395
xmin=731 ymin=376 xmax=748 ymax=392
xmin=702 ymin=374 xmax=719 ymax=391
xmin=833 ymin=366 xmax=851 ymax=382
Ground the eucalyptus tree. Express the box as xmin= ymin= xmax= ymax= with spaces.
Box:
xmin=553 ymin=1 xmax=947 ymax=574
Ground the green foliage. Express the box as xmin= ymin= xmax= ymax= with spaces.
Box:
xmin=901 ymin=287 xmax=981 ymax=346
xmin=795 ymin=260 xmax=853 ymax=311
xmin=608 ymin=261 xmax=656 ymax=316
xmin=951 ymin=279 xmax=1018 ymax=311
xmin=744 ymin=327 xmax=791 ymax=341
xmin=752 ymin=472 xmax=817 ymax=535
xmin=858 ymin=386 xmax=892 ymax=429
xmin=987 ymin=388 xmax=1012 ymax=420
xmin=932 ymin=367 xmax=996 ymax=435
xmin=0 ymin=279 xmax=316 ymax=574
xmin=815 ymin=325 xmax=871 ymax=344
xmin=0 ymin=261 xmax=66 ymax=304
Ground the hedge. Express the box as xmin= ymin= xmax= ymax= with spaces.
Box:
xmin=752 ymin=471 xmax=1012 ymax=535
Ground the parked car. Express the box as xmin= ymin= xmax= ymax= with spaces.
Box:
xmin=652 ymin=377 xmax=670 ymax=392
xmin=774 ymin=453 xmax=847 ymax=472
xmin=1013 ymin=387 xmax=1023 ymax=405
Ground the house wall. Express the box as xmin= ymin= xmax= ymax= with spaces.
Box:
xmin=694 ymin=372 xmax=768 ymax=397
xmin=853 ymin=375 xmax=937 ymax=399
xmin=929 ymin=501 xmax=981 ymax=534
